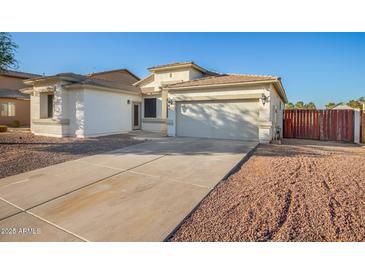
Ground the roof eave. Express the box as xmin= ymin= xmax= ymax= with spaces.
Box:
xmin=134 ymin=74 xmax=154 ymax=86
xmin=165 ymin=79 xmax=288 ymax=103
xmin=148 ymin=63 xmax=208 ymax=74
xmin=64 ymin=83 xmax=141 ymax=95
xmin=23 ymin=76 xmax=79 ymax=85
xmin=273 ymin=79 xmax=288 ymax=103
xmin=19 ymin=87 xmax=34 ymax=94
xmin=165 ymin=80 xmax=278 ymax=91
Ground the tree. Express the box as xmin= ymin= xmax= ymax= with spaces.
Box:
xmin=294 ymin=101 xmax=305 ymax=109
xmin=325 ymin=102 xmax=336 ymax=109
xmin=305 ymin=102 xmax=317 ymax=110
xmin=0 ymin=32 xmax=18 ymax=72
xmin=347 ymin=99 xmax=362 ymax=109
xmin=358 ymin=96 xmax=365 ymax=103
xmin=285 ymin=102 xmax=294 ymax=109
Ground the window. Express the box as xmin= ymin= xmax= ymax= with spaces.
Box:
xmin=144 ymin=98 xmax=156 ymax=118
xmin=47 ymin=94 xmax=54 ymax=118
xmin=0 ymin=102 xmax=15 ymax=117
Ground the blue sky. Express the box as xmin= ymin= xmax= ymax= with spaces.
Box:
xmin=11 ymin=32 xmax=365 ymax=108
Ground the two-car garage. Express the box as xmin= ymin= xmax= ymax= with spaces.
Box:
xmin=175 ymin=99 xmax=259 ymax=141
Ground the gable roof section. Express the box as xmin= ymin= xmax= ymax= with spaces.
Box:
xmin=148 ymin=61 xmax=219 ymax=76
xmin=165 ymin=74 xmax=287 ymax=102
xmin=87 ymin=69 xmax=140 ymax=82
xmin=133 ymin=74 xmax=154 ymax=87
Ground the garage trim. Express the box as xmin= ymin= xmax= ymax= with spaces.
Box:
xmin=171 ymin=93 xmax=262 ymax=102
xmin=175 ymin=99 xmax=259 ymax=141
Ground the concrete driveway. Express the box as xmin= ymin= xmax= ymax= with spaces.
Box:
xmin=0 ymin=137 xmax=257 ymax=241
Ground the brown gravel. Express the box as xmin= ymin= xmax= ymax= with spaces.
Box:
xmin=0 ymin=131 xmax=142 ymax=179
xmin=171 ymin=139 xmax=365 ymax=242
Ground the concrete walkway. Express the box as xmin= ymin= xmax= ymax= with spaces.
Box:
xmin=0 ymin=137 xmax=257 ymax=241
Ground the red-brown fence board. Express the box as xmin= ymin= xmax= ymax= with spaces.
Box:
xmin=283 ymin=109 xmax=354 ymax=142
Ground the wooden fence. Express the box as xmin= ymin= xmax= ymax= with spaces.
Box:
xmin=283 ymin=109 xmax=354 ymax=142
xmin=362 ymin=111 xmax=365 ymax=143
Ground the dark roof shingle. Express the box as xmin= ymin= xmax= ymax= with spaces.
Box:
xmin=0 ymin=89 xmax=30 ymax=99
xmin=0 ymin=70 xmax=41 ymax=79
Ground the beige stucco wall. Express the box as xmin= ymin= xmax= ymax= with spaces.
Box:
xmin=29 ymin=80 xmax=143 ymax=137
xmin=0 ymin=75 xmax=29 ymax=90
xmin=30 ymin=82 xmax=72 ymax=137
xmin=141 ymin=94 xmax=164 ymax=132
xmin=0 ymin=98 xmax=30 ymax=126
xmin=269 ymin=84 xmax=284 ymax=139
xmin=139 ymin=67 xmax=205 ymax=133
xmin=0 ymin=75 xmax=31 ymax=126
xmin=83 ymin=88 xmax=141 ymax=137
xmin=167 ymin=83 xmax=284 ymax=143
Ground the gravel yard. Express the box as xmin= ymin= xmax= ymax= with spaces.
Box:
xmin=171 ymin=139 xmax=365 ymax=242
xmin=0 ymin=131 xmax=143 ymax=179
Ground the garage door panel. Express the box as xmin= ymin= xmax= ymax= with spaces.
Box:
xmin=176 ymin=100 xmax=259 ymax=141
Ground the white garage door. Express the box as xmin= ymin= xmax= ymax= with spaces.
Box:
xmin=176 ymin=100 xmax=259 ymax=141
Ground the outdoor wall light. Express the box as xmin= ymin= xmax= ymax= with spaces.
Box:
xmin=260 ymin=93 xmax=269 ymax=105
xmin=167 ymin=98 xmax=174 ymax=108
xmin=127 ymin=99 xmax=130 ymax=104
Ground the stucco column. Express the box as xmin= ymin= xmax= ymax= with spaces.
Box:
xmin=258 ymin=90 xmax=272 ymax=143
xmin=53 ymin=83 xmax=67 ymax=120
xmin=167 ymin=97 xmax=176 ymax=137
xmin=161 ymin=89 xmax=168 ymax=136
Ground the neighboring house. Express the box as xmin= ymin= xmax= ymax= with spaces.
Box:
xmin=22 ymin=69 xmax=140 ymax=137
xmin=333 ymin=104 xmax=358 ymax=110
xmin=22 ymin=62 xmax=287 ymax=143
xmin=0 ymin=70 xmax=40 ymax=126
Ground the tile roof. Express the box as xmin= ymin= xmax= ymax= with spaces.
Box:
xmin=148 ymin=61 xmax=219 ymax=76
xmin=0 ymin=69 xmax=41 ymax=79
xmin=148 ymin=61 xmax=194 ymax=70
xmin=0 ymin=89 xmax=30 ymax=99
xmin=166 ymin=74 xmax=279 ymax=88
xmin=26 ymin=72 xmax=141 ymax=93
xmin=67 ymin=77 xmax=141 ymax=92
xmin=87 ymin=69 xmax=140 ymax=81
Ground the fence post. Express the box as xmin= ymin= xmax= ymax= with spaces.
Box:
xmin=362 ymin=104 xmax=365 ymax=143
xmin=354 ymin=109 xmax=361 ymax=144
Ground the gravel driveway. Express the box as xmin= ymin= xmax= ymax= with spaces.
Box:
xmin=171 ymin=139 xmax=365 ymax=242
xmin=0 ymin=131 xmax=142 ymax=179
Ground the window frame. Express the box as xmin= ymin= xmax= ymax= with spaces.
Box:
xmin=0 ymin=102 xmax=16 ymax=117
xmin=144 ymin=98 xmax=157 ymax=118
xmin=47 ymin=94 xmax=54 ymax=118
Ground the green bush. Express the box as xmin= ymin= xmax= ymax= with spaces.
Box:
xmin=0 ymin=125 xmax=8 ymax=132
xmin=10 ymin=120 xmax=20 ymax=128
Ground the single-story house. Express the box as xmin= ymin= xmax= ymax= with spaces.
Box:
xmin=333 ymin=104 xmax=358 ymax=110
xmin=0 ymin=70 xmax=40 ymax=126
xmin=22 ymin=62 xmax=287 ymax=143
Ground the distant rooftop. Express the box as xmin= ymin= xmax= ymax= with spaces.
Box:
xmin=24 ymin=70 xmax=140 ymax=93
xmin=148 ymin=61 xmax=219 ymax=76
xmin=0 ymin=69 xmax=41 ymax=79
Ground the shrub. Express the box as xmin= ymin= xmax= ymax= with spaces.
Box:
xmin=0 ymin=125 xmax=8 ymax=132
xmin=10 ymin=120 xmax=20 ymax=128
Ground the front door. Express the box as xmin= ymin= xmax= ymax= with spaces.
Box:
xmin=132 ymin=103 xmax=141 ymax=130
